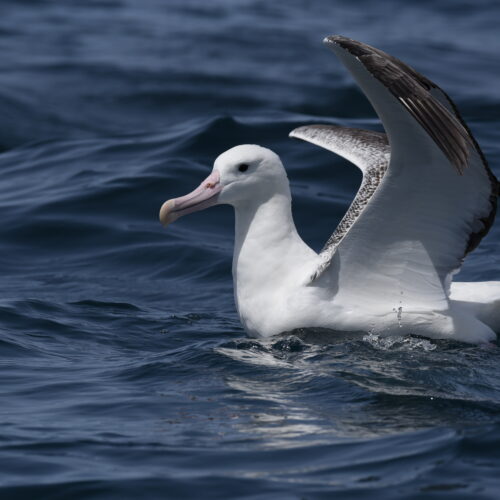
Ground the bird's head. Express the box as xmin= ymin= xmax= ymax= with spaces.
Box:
xmin=159 ymin=144 xmax=289 ymax=227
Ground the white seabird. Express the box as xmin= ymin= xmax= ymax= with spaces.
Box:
xmin=159 ymin=35 xmax=500 ymax=344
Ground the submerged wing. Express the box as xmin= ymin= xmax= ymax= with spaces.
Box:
xmin=309 ymin=36 xmax=498 ymax=312
xmin=290 ymin=125 xmax=390 ymax=278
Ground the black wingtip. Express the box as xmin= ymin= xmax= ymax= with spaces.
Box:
xmin=323 ymin=35 xmax=375 ymax=58
xmin=324 ymin=34 xmax=475 ymax=175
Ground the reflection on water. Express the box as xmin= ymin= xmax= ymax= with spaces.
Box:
xmin=216 ymin=334 xmax=500 ymax=446
xmin=226 ymin=377 xmax=329 ymax=448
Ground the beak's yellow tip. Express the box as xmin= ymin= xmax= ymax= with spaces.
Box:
xmin=159 ymin=199 xmax=175 ymax=227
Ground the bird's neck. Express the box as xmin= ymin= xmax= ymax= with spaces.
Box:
xmin=232 ymin=192 xmax=316 ymax=292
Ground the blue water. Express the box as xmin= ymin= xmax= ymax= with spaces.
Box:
xmin=1 ymin=1 xmax=500 ymax=498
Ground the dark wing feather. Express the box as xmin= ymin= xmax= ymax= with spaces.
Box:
xmin=328 ymin=36 xmax=473 ymax=174
xmin=324 ymin=36 xmax=499 ymax=258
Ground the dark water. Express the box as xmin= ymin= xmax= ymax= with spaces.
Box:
xmin=1 ymin=1 xmax=500 ymax=498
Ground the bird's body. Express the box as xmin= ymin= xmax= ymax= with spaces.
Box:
xmin=160 ymin=36 xmax=500 ymax=344
xmin=229 ymin=151 xmax=500 ymax=343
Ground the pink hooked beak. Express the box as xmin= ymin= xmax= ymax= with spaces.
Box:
xmin=159 ymin=170 xmax=222 ymax=227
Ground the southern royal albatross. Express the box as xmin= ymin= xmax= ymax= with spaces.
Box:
xmin=160 ymin=35 xmax=500 ymax=343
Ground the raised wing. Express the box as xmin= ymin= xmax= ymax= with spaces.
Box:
xmin=290 ymin=124 xmax=389 ymax=174
xmin=309 ymin=36 xmax=498 ymax=313
xmin=290 ymin=125 xmax=390 ymax=278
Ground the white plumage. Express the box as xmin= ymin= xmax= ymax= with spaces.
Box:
xmin=160 ymin=36 xmax=500 ymax=344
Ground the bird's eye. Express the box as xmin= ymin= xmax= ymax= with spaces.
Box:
xmin=238 ymin=163 xmax=249 ymax=173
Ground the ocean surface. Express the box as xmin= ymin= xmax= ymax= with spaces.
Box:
xmin=1 ymin=1 xmax=500 ymax=498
